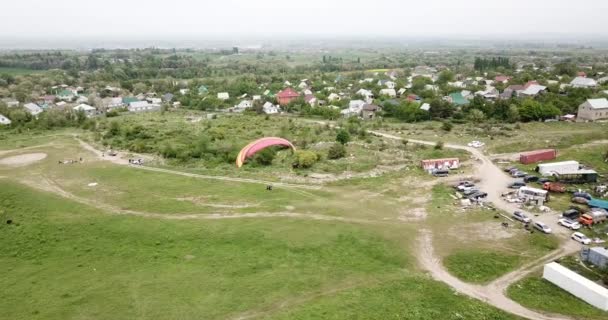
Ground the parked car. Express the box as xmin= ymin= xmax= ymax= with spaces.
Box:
xmin=457 ymin=183 xmax=475 ymax=191
xmin=432 ymin=169 xmax=449 ymax=177
xmin=462 ymin=188 xmax=480 ymax=196
xmin=504 ymin=166 xmax=517 ymax=173
xmin=468 ymin=141 xmax=485 ymax=148
xmin=558 ymin=218 xmax=581 ymax=230
xmin=523 ymin=175 xmax=539 ymax=183
xmin=571 ymin=232 xmax=591 ymax=245
xmin=533 ymin=221 xmax=552 ymax=234
xmin=468 ymin=191 xmax=488 ymax=200
xmin=562 ymin=208 xmax=581 ymax=220
xmin=511 ymin=171 xmax=528 ymax=178
xmin=508 ymin=181 xmax=526 ymax=189
xmin=538 ymin=177 xmax=551 ymax=184
xmin=512 ymin=211 xmax=531 ymax=223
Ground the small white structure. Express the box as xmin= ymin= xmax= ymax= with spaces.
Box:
xmin=420 ymin=103 xmax=431 ymax=111
xmin=262 ymin=102 xmax=280 ymax=114
xmin=327 ymin=93 xmax=341 ymax=101
xmin=179 ymin=89 xmax=190 ymax=95
xmin=379 ymin=89 xmax=396 ymax=97
xmin=0 ymin=114 xmax=11 ymax=125
xmin=23 ymin=103 xmax=43 ymax=116
xmin=537 ymin=161 xmax=580 ymax=176
xmin=517 ymin=186 xmax=548 ymax=205
xmin=543 ymin=262 xmax=608 ymax=311
xmin=356 ymin=89 xmax=374 ymax=102
xmin=217 ymin=92 xmax=230 ymax=100
xmin=570 ymin=77 xmax=598 ymax=88
xmin=231 ymin=100 xmax=252 ymax=112
xmin=519 ymin=84 xmax=547 ymax=97
xmin=1 ymin=98 xmax=19 ymax=108
xmin=73 ymin=104 xmax=96 ymax=117
xmin=128 ymin=101 xmax=160 ymax=113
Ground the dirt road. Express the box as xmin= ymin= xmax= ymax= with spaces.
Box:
xmin=370 ymin=131 xmax=581 ymax=320
xmin=417 ymin=230 xmax=575 ymax=320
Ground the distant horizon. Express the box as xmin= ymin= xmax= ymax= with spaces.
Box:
xmin=2 ymin=33 xmax=608 ymax=51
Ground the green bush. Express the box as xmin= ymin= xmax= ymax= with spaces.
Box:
xmin=327 ymin=143 xmax=346 ymax=160
xmin=293 ymin=150 xmax=319 ymax=168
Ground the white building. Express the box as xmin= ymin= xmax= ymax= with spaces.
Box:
xmin=232 ymin=100 xmax=252 ymax=112
xmin=379 ymin=89 xmax=396 ymax=97
xmin=1 ymin=98 xmax=19 ymax=108
xmin=262 ymin=102 xmax=280 ymax=114
xmin=577 ymin=98 xmax=608 ymax=121
xmin=217 ymin=92 xmax=230 ymax=100
xmin=73 ymin=104 xmax=96 ymax=117
xmin=356 ymin=89 xmax=374 ymax=103
xmin=0 ymin=114 xmax=11 ymax=125
xmin=519 ymin=84 xmax=547 ymax=97
xmin=128 ymin=101 xmax=160 ymax=113
xmin=327 ymin=93 xmax=341 ymax=101
xmin=570 ymin=77 xmax=598 ymax=88
xmin=23 ymin=103 xmax=43 ymax=116
xmin=537 ymin=161 xmax=580 ymax=176
xmin=543 ymin=262 xmax=608 ymax=311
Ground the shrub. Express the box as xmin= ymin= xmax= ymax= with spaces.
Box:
xmin=252 ymin=148 xmax=275 ymax=166
xmin=327 ymin=143 xmax=346 ymax=160
xmin=441 ymin=121 xmax=453 ymax=132
xmin=293 ymin=150 xmax=319 ymax=168
xmin=435 ymin=141 xmax=444 ymax=150
xmin=336 ymin=129 xmax=350 ymax=145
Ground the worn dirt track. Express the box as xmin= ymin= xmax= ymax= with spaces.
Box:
xmin=370 ymin=130 xmax=579 ymax=320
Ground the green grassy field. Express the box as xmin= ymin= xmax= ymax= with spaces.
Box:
xmin=507 ymin=274 xmax=608 ymax=320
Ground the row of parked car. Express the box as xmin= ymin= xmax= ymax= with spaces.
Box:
xmin=454 ymin=181 xmax=488 ymax=200
xmin=511 ymin=210 xmax=595 ymax=245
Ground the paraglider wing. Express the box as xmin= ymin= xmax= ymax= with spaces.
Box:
xmin=236 ymin=137 xmax=295 ymax=167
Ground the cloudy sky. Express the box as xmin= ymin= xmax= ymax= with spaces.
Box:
xmin=1 ymin=0 xmax=607 ymax=38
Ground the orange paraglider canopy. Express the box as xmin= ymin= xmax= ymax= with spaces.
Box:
xmin=236 ymin=137 xmax=296 ymax=168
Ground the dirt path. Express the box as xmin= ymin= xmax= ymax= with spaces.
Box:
xmin=417 ymin=230 xmax=575 ymax=320
xmin=17 ymin=177 xmax=377 ymax=225
xmin=370 ymin=131 xmax=581 ymax=320
xmin=75 ymin=137 xmax=321 ymax=192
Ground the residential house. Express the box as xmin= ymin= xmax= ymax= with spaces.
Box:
xmin=198 ymin=85 xmax=209 ymax=95
xmin=475 ymin=86 xmax=499 ymax=100
xmin=231 ymin=100 xmax=252 ymax=113
xmin=577 ymin=98 xmax=608 ymax=121
xmin=262 ymin=102 xmax=280 ymax=114
xmin=304 ymin=94 xmax=317 ymax=106
xmin=356 ymin=89 xmax=374 ymax=103
xmin=494 ymin=75 xmax=511 ymax=84
xmin=73 ymin=104 xmax=96 ymax=117
xmin=276 ymin=88 xmax=300 ymax=106
xmin=448 ymin=81 xmax=466 ymax=88
xmin=303 ymin=89 xmax=313 ymax=95
xmin=128 ymin=101 xmax=160 ymax=113
xmin=1 ymin=98 xmax=19 ymax=108
xmin=0 ymin=114 xmax=11 ymax=125
xmin=147 ymin=97 xmax=162 ymax=105
xmin=570 ymin=76 xmax=598 ymax=88
xmin=179 ymin=89 xmax=190 ymax=95
xmin=520 ymin=83 xmax=547 ymax=97
xmin=378 ymin=80 xmax=396 ymax=89
xmin=41 ymin=95 xmax=56 ymax=105
xmin=75 ymin=96 xmax=89 ymax=104
xmin=327 ymin=93 xmax=341 ymax=101
xmin=361 ymin=104 xmax=381 ymax=120
xmin=57 ymin=89 xmax=75 ymax=101
xmin=217 ymin=92 xmax=230 ymax=100
xmin=23 ymin=103 xmax=43 ymax=116
xmin=397 ymin=88 xmax=406 ymax=96
xmin=341 ymin=100 xmax=366 ymax=118
xmin=447 ymin=92 xmax=469 ymax=106
xmin=252 ymin=95 xmax=261 ymax=101
xmin=55 ymin=101 xmax=68 ymax=109
xmin=379 ymin=89 xmax=396 ymax=97
xmin=298 ymin=81 xmax=309 ymax=89
xmin=162 ymin=93 xmax=174 ymax=102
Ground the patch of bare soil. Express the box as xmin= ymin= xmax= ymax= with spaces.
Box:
xmin=0 ymin=153 xmax=47 ymax=166
xmin=397 ymin=207 xmax=427 ymax=221
xmin=447 ymin=221 xmax=517 ymax=242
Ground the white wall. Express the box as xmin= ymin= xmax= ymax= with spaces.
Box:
xmin=543 ymin=262 xmax=608 ymax=311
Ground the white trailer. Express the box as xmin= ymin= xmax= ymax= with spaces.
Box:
xmin=517 ymin=186 xmax=548 ymax=205
xmin=537 ymin=161 xmax=580 ymax=176
xmin=543 ymin=262 xmax=608 ymax=311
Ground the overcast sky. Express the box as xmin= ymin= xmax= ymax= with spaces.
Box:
xmin=1 ymin=0 xmax=607 ymax=38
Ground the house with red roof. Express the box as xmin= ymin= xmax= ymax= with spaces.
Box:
xmin=494 ymin=75 xmax=511 ymax=84
xmin=277 ymin=88 xmax=300 ymax=106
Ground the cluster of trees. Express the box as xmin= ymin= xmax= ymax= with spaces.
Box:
xmin=0 ymin=102 xmax=90 ymax=130
xmin=473 ymin=57 xmax=512 ymax=71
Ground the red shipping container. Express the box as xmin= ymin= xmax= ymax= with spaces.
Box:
xmin=519 ymin=149 xmax=557 ymax=164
